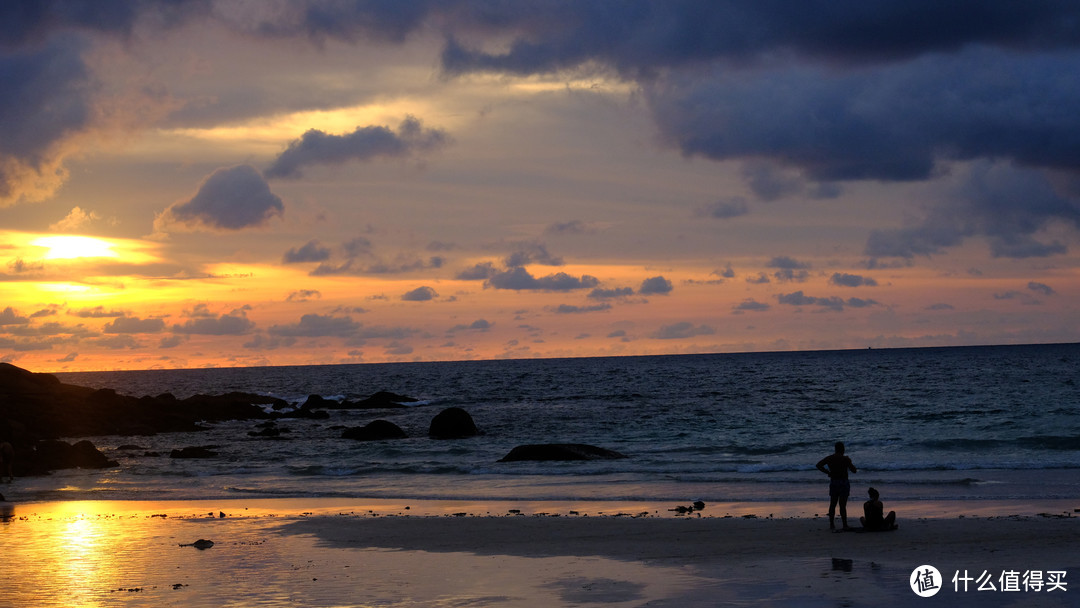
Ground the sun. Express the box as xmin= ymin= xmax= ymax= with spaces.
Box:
xmin=31 ymin=235 xmax=120 ymax=260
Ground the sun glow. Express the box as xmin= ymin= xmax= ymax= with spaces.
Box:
xmin=32 ymin=235 xmax=119 ymax=260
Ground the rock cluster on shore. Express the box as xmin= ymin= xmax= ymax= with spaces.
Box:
xmin=0 ymin=362 xmax=628 ymax=479
xmin=0 ymin=363 xmax=285 ymax=476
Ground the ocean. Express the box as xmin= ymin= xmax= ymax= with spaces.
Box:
xmin=22 ymin=343 xmax=1079 ymax=511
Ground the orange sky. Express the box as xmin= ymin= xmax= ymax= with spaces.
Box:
xmin=2 ymin=3 xmax=1079 ymax=372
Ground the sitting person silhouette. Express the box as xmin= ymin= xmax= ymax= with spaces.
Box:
xmin=860 ymin=487 xmax=897 ymax=531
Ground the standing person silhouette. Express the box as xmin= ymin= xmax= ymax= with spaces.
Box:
xmin=816 ymin=442 xmax=857 ymax=530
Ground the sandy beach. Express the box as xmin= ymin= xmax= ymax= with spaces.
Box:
xmin=0 ymin=498 xmax=1075 ymax=607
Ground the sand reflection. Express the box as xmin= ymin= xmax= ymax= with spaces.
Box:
xmin=0 ymin=500 xmax=723 ymax=607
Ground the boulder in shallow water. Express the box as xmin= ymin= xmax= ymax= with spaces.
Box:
xmin=301 ymin=394 xmax=339 ymax=409
xmin=497 ymin=443 xmax=628 ymax=462
xmin=348 ymin=391 xmax=419 ymax=409
xmin=341 ymin=420 xmax=407 ymax=441
xmin=33 ymin=439 xmax=118 ymax=471
xmin=428 ymin=407 xmax=478 ymax=439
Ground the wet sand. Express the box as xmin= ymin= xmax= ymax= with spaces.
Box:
xmin=0 ymin=498 xmax=1076 ymax=607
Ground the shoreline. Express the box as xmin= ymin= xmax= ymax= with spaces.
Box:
xmin=2 ymin=496 xmax=1076 ymax=607
xmin=5 ymin=495 xmax=1079 ymax=520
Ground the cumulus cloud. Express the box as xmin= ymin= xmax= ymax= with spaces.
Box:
xmin=268 ymin=313 xmax=360 ymax=337
xmin=639 ymin=276 xmax=673 ymax=295
xmin=155 ymin=165 xmax=284 ymax=232
xmin=830 ymin=273 xmax=878 ymax=287
xmin=265 ymin=116 xmax=450 ymax=179
xmin=486 ymin=267 xmax=600 ymax=291
xmin=733 ymin=300 xmax=770 ymax=312
xmin=777 ymin=291 xmax=881 ymax=312
xmin=103 ymin=315 xmax=165 ymax=334
xmin=0 ymin=307 xmax=29 ymax=325
xmin=456 ymin=262 xmax=499 ymax=280
xmin=312 ymin=254 xmax=443 ymax=276
xmin=286 ymin=289 xmax=321 ymax=302
xmin=588 ymin=287 xmax=634 ymax=300
xmin=50 ymin=206 xmax=101 ymax=231
xmin=173 ymin=310 xmax=256 ymax=335
xmin=401 ymin=286 xmax=438 ymax=301
xmin=552 ymin=303 xmax=612 ymax=314
xmin=768 ymin=256 xmax=810 ymax=282
xmin=701 ymin=197 xmax=749 ymax=219
xmin=448 ymin=319 xmax=491 ymax=333
xmin=504 ymin=242 xmax=564 ymax=268
xmin=283 ymin=240 xmax=331 ymax=264
xmin=1028 ymin=281 xmax=1056 ymax=296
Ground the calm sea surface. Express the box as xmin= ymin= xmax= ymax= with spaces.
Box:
xmin=21 ymin=344 xmax=1078 ymax=507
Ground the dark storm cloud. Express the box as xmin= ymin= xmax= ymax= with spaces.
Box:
xmin=158 ymin=165 xmax=284 ymax=231
xmin=0 ymin=1 xmax=209 ymax=47
xmin=866 ymin=162 xmax=1080 ymax=259
xmin=0 ymin=36 xmax=90 ymax=202
xmin=0 ymin=1 xmax=213 ymax=203
xmin=283 ymin=240 xmax=332 ymax=264
xmin=265 ymin=116 xmax=450 ymax=180
xmin=698 ymin=44 xmax=1078 ymax=175
xmin=448 ymin=319 xmax=491 ymax=333
xmin=486 ymin=267 xmax=599 ymax=291
xmin=437 ymin=2 xmax=1080 ymax=78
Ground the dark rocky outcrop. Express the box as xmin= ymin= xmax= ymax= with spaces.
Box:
xmin=0 ymin=362 xmax=284 ymax=476
xmin=169 ymin=446 xmax=219 ymax=459
xmin=498 ymin=443 xmax=628 ymax=462
xmin=341 ymin=420 xmax=407 ymax=441
xmin=299 ymin=391 xmax=419 ymax=410
xmin=347 ymin=391 xmax=419 ymax=409
xmin=300 ymin=394 xmax=338 ymax=409
xmin=30 ymin=439 xmax=118 ymax=472
xmin=0 ymin=362 xmax=273 ymax=439
xmin=428 ymin=407 xmax=479 ymax=439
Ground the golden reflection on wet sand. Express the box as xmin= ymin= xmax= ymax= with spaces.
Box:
xmin=0 ymin=500 xmax=718 ymax=607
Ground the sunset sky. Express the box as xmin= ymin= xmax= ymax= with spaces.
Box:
xmin=2 ymin=1 xmax=1079 ymax=372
